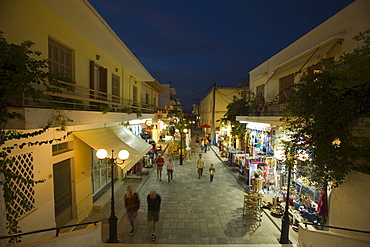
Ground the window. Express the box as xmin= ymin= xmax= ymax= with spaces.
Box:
xmin=133 ymin=86 xmax=138 ymax=104
xmin=48 ymin=38 xmax=72 ymax=80
xmin=279 ymin=74 xmax=294 ymax=102
xmin=89 ymin=61 xmax=107 ymax=99
xmin=145 ymin=93 xmax=150 ymax=104
xmin=52 ymin=142 xmax=72 ymax=156
xmin=112 ymin=74 xmax=120 ymax=103
xmin=91 ymin=149 xmax=113 ymax=199
xmin=256 ymin=84 xmax=265 ymax=101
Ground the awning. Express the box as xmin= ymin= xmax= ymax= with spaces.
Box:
xmin=73 ymin=126 xmax=151 ymax=173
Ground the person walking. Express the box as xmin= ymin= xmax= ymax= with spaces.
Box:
xmin=204 ymin=137 xmax=209 ymax=153
xmin=200 ymin=138 xmax=204 ymax=152
xmin=149 ymin=143 xmax=157 ymax=164
xmin=209 ymin=164 xmax=216 ymax=182
xmin=124 ymin=186 xmax=140 ymax=236
xmin=167 ymin=157 xmax=175 ymax=183
xmin=196 ymin=153 xmax=205 ymax=179
xmin=155 ymin=154 xmax=164 ymax=181
xmin=147 ymin=190 xmax=161 ymax=242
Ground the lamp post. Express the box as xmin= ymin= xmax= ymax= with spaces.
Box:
xmin=279 ymin=148 xmax=307 ymax=244
xmin=96 ymin=149 xmax=129 ymax=243
xmin=179 ymin=129 xmax=184 ymax=165
xmin=279 ymin=164 xmax=292 ymax=244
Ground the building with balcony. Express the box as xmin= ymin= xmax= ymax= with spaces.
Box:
xmin=0 ymin=0 xmax=166 ymax=240
xmin=237 ymin=0 xmax=370 ymax=245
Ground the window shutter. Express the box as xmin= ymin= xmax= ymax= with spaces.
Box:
xmin=279 ymin=74 xmax=294 ymax=102
xmin=100 ymin=67 xmax=108 ymax=93
xmin=89 ymin=61 xmax=95 ymax=98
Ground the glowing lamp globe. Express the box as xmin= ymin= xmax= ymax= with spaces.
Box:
xmin=118 ymin=150 xmax=129 ymax=160
xmin=96 ymin=149 xmax=108 ymax=159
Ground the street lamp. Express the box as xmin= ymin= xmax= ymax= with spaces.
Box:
xmin=279 ymin=149 xmax=307 ymax=244
xmin=96 ymin=149 xmax=129 ymax=243
xmin=279 ymin=164 xmax=292 ymax=244
xmin=180 ymin=128 xmax=189 ymax=165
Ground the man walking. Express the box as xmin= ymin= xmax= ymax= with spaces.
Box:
xmin=147 ymin=190 xmax=161 ymax=241
xmin=196 ymin=153 xmax=205 ymax=179
xmin=124 ymin=186 xmax=140 ymax=236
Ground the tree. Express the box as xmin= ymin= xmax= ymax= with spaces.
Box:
xmin=223 ymin=88 xmax=253 ymax=137
xmin=0 ymin=33 xmax=70 ymax=242
xmin=281 ymin=30 xmax=370 ymax=188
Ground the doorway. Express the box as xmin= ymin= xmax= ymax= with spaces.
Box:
xmin=53 ymin=159 xmax=72 ymax=227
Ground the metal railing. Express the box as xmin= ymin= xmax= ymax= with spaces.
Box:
xmin=22 ymin=80 xmax=157 ymax=114
xmin=303 ymin=222 xmax=370 ymax=235
xmin=0 ymin=221 xmax=99 ymax=241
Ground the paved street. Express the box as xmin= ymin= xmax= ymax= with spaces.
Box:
xmin=82 ymin=142 xmax=298 ymax=246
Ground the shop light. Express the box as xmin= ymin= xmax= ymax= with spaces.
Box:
xmin=129 ymin=118 xmax=152 ymax=125
xmin=242 ymin=122 xmax=271 ymax=130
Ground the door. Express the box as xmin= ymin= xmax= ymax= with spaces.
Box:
xmin=53 ymin=159 xmax=72 ymax=227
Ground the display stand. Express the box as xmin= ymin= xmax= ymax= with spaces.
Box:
xmin=242 ymin=193 xmax=262 ymax=226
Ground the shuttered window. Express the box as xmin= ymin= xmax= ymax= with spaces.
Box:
xmin=48 ymin=39 xmax=72 ymax=80
xmin=112 ymin=74 xmax=120 ymax=103
xmin=256 ymin=84 xmax=265 ymax=101
xmin=89 ymin=61 xmax=107 ymax=99
xmin=279 ymin=74 xmax=294 ymax=102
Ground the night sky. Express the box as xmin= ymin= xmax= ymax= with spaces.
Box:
xmin=88 ymin=0 xmax=355 ymax=112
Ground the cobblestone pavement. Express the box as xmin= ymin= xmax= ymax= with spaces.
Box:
xmin=81 ymin=141 xmax=298 ymax=246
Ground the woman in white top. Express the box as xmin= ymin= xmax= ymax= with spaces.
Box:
xmin=167 ymin=158 xmax=175 ymax=183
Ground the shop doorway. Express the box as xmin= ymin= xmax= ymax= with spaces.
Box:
xmin=53 ymin=159 xmax=72 ymax=227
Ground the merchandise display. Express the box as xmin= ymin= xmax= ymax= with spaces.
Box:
xmin=243 ymin=193 xmax=262 ymax=226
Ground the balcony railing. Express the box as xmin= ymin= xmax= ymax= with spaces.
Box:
xmin=252 ymin=102 xmax=283 ymax=117
xmin=22 ymin=80 xmax=157 ymax=114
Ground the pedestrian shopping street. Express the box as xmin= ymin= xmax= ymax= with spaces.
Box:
xmin=85 ymin=141 xmax=299 ymax=246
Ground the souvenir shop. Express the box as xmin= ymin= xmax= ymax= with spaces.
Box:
xmin=228 ymin=122 xmax=321 ymax=223
xmin=227 ymin=124 xmax=274 ymax=187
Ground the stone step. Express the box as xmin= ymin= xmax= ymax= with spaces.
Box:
xmin=93 ymin=181 xmax=125 ymax=210
xmin=100 ymin=244 xmax=298 ymax=247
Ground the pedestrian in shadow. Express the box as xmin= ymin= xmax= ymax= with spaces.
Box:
xmin=196 ymin=153 xmax=205 ymax=179
xmin=167 ymin=157 xmax=175 ymax=183
xmin=209 ymin=164 xmax=215 ymax=182
xmin=147 ymin=190 xmax=161 ymax=241
xmin=124 ymin=186 xmax=140 ymax=236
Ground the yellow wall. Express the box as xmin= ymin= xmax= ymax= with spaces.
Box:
xmin=199 ymin=87 xmax=242 ymax=130
xmin=73 ymin=138 xmax=93 ymax=221
xmin=0 ymin=0 xmax=143 ymax=103
xmin=0 ymin=0 xmax=154 ymax=229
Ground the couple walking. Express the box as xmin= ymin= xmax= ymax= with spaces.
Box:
xmin=124 ymin=186 xmax=161 ymax=241
xmin=196 ymin=154 xmax=216 ymax=181
xmin=156 ymin=154 xmax=175 ymax=183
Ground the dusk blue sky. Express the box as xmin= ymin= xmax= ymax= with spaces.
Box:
xmin=88 ymin=0 xmax=355 ymax=112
